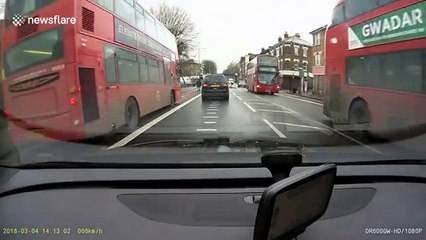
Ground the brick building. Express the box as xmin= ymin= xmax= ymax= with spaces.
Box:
xmin=261 ymin=32 xmax=313 ymax=93
xmin=309 ymin=25 xmax=327 ymax=96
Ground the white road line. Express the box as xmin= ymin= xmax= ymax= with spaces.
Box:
xmin=278 ymin=94 xmax=323 ymax=106
xmin=272 ymin=103 xmax=297 ymax=113
xmin=203 ymin=116 xmax=219 ymax=119
xmin=272 ymin=102 xmax=382 ymax=154
xmin=235 ymin=95 xmax=242 ymax=100
xmin=108 ymin=94 xmax=201 ymax=149
xmin=273 ymin=122 xmax=332 ymax=135
xmin=206 ymin=108 xmax=218 ymax=111
xmin=204 ymin=121 xmax=217 ymax=124
xmin=263 ymin=119 xmax=287 ymax=138
xmin=249 ymin=102 xmax=274 ymax=106
xmin=258 ymin=109 xmax=292 ymax=114
xmin=206 ymin=112 xmax=217 ymax=115
xmin=243 ymin=102 xmax=256 ymax=112
xmin=197 ymin=129 xmax=217 ymax=132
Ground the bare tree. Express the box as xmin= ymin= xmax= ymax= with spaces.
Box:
xmin=151 ymin=3 xmax=198 ymax=59
xmin=202 ymin=60 xmax=217 ymax=74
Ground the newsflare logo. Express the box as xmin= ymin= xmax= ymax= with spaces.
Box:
xmin=12 ymin=14 xmax=25 ymax=26
xmin=11 ymin=14 xmax=77 ymax=26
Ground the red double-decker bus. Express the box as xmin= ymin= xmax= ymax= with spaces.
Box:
xmin=2 ymin=0 xmax=182 ymax=141
xmin=246 ymin=55 xmax=280 ymax=95
xmin=324 ymin=0 xmax=425 ymax=137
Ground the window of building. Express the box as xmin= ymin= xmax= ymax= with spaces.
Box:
xmin=314 ymin=53 xmax=320 ymax=66
xmin=314 ymin=34 xmax=321 ymax=46
xmin=115 ymin=0 xmax=136 ymax=25
xmin=294 ymin=45 xmax=299 ymax=56
xmin=303 ymin=47 xmax=308 ymax=57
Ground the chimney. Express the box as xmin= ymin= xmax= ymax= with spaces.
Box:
xmin=261 ymin=48 xmax=265 ymax=53
xmin=295 ymin=33 xmax=300 ymax=38
xmin=284 ymin=31 xmax=289 ymax=38
xmin=278 ymin=36 xmax=283 ymax=42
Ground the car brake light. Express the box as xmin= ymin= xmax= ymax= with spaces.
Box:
xmin=70 ymin=98 xmax=78 ymax=105
xmin=222 ymin=83 xmax=228 ymax=87
xmin=202 ymin=84 xmax=209 ymax=87
xmin=3 ymin=109 xmax=10 ymax=117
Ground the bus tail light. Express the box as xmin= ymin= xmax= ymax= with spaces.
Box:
xmin=70 ymin=98 xmax=78 ymax=105
xmin=3 ymin=109 xmax=10 ymax=118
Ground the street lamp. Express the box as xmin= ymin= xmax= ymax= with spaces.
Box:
xmin=234 ymin=73 xmax=238 ymax=82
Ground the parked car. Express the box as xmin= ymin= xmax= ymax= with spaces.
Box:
xmin=201 ymin=74 xmax=229 ymax=101
xmin=238 ymin=81 xmax=247 ymax=88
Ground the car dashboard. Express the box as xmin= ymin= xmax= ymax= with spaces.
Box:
xmin=0 ymin=164 xmax=425 ymax=240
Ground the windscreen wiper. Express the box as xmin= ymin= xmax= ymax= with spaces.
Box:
xmin=126 ymin=137 xmax=304 ymax=150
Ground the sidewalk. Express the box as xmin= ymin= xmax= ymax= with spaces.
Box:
xmin=279 ymin=90 xmax=323 ymax=101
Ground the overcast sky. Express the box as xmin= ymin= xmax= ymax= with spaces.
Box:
xmin=0 ymin=0 xmax=338 ymax=72
xmin=140 ymin=0 xmax=338 ymax=72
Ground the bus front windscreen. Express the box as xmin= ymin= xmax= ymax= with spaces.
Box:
xmin=258 ymin=56 xmax=278 ymax=67
xmin=5 ymin=27 xmax=64 ymax=77
xmin=258 ymin=72 xmax=278 ymax=85
xmin=6 ymin=0 xmax=57 ymax=19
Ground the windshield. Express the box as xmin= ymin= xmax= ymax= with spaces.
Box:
xmin=1 ymin=0 xmax=426 ymax=168
xmin=258 ymin=73 xmax=278 ymax=85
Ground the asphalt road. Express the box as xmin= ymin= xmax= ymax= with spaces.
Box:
xmin=10 ymin=86 xmax=424 ymax=164
xmin=110 ymin=87 xmax=386 ymax=154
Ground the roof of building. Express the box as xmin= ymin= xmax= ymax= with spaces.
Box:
xmin=309 ymin=25 xmax=328 ymax=35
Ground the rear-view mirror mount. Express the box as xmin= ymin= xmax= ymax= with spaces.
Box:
xmin=253 ymin=164 xmax=336 ymax=240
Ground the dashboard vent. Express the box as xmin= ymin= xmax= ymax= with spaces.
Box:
xmin=17 ymin=17 xmax=38 ymax=39
xmin=82 ymin=7 xmax=94 ymax=32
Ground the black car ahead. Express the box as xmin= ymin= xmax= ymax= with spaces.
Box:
xmin=201 ymin=74 xmax=229 ymax=101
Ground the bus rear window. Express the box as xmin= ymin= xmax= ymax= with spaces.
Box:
xmin=5 ymin=28 xmax=64 ymax=77
xmin=6 ymin=0 xmax=57 ymax=19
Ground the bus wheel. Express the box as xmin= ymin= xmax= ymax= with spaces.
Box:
xmin=349 ymin=99 xmax=370 ymax=124
xmin=170 ymin=91 xmax=176 ymax=107
xmin=125 ymin=98 xmax=139 ymax=130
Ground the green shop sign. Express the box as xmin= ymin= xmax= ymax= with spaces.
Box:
xmin=348 ymin=1 xmax=425 ymax=50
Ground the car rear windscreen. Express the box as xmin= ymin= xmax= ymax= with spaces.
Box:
xmin=204 ymin=75 xmax=227 ymax=83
